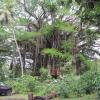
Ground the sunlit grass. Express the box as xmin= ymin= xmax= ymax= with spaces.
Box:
xmin=0 ymin=94 xmax=97 ymax=100
xmin=53 ymin=94 xmax=97 ymax=100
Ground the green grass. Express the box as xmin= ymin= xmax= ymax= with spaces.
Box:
xmin=96 ymin=60 xmax=100 ymax=71
xmin=0 ymin=94 xmax=97 ymax=100
xmin=53 ymin=94 xmax=97 ymax=100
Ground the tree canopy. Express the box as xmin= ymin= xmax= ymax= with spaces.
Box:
xmin=0 ymin=0 xmax=100 ymax=78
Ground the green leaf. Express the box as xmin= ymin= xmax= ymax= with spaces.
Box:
xmin=0 ymin=48 xmax=8 ymax=52
xmin=16 ymin=24 xmax=54 ymax=41
xmin=55 ymin=20 xmax=77 ymax=32
xmin=0 ymin=27 xmax=10 ymax=40
xmin=61 ymin=39 xmax=73 ymax=50
xmin=42 ymin=48 xmax=64 ymax=58
xmin=16 ymin=31 xmax=41 ymax=41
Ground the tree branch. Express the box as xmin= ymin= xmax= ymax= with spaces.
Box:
xmin=18 ymin=0 xmax=38 ymax=21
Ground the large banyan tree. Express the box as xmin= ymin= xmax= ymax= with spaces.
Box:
xmin=0 ymin=0 xmax=100 ymax=77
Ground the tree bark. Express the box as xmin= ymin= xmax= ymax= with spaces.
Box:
xmin=12 ymin=30 xmax=24 ymax=78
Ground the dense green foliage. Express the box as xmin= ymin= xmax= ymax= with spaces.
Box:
xmin=4 ymin=70 xmax=100 ymax=98
xmin=0 ymin=0 xmax=100 ymax=99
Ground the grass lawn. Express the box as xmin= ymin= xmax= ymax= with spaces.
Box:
xmin=0 ymin=94 xmax=98 ymax=100
xmin=53 ymin=94 xmax=98 ymax=100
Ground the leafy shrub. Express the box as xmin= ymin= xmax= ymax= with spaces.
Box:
xmin=5 ymin=71 xmax=100 ymax=98
xmin=46 ymin=79 xmax=69 ymax=98
xmin=40 ymin=67 xmax=49 ymax=81
xmin=45 ymin=74 xmax=82 ymax=98
xmin=5 ymin=75 xmax=46 ymax=95
xmin=77 ymin=71 xmax=100 ymax=95
xmin=62 ymin=74 xmax=81 ymax=97
xmin=56 ymin=72 xmax=100 ymax=97
xmin=57 ymin=81 xmax=69 ymax=98
xmin=94 ymin=72 xmax=100 ymax=99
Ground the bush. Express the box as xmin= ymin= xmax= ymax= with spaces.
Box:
xmin=40 ymin=67 xmax=49 ymax=81
xmin=62 ymin=74 xmax=82 ymax=97
xmin=5 ymin=75 xmax=46 ymax=95
xmin=57 ymin=81 xmax=69 ymax=98
xmin=77 ymin=71 xmax=100 ymax=95
xmin=5 ymin=71 xmax=100 ymax=98
xmin=45 ymin=74 xmax=81 ymax=98
xmin=46 ymin=79 xmax=69 ymax=98
xmin=56 ymin=72 xmax=100 ymax=97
